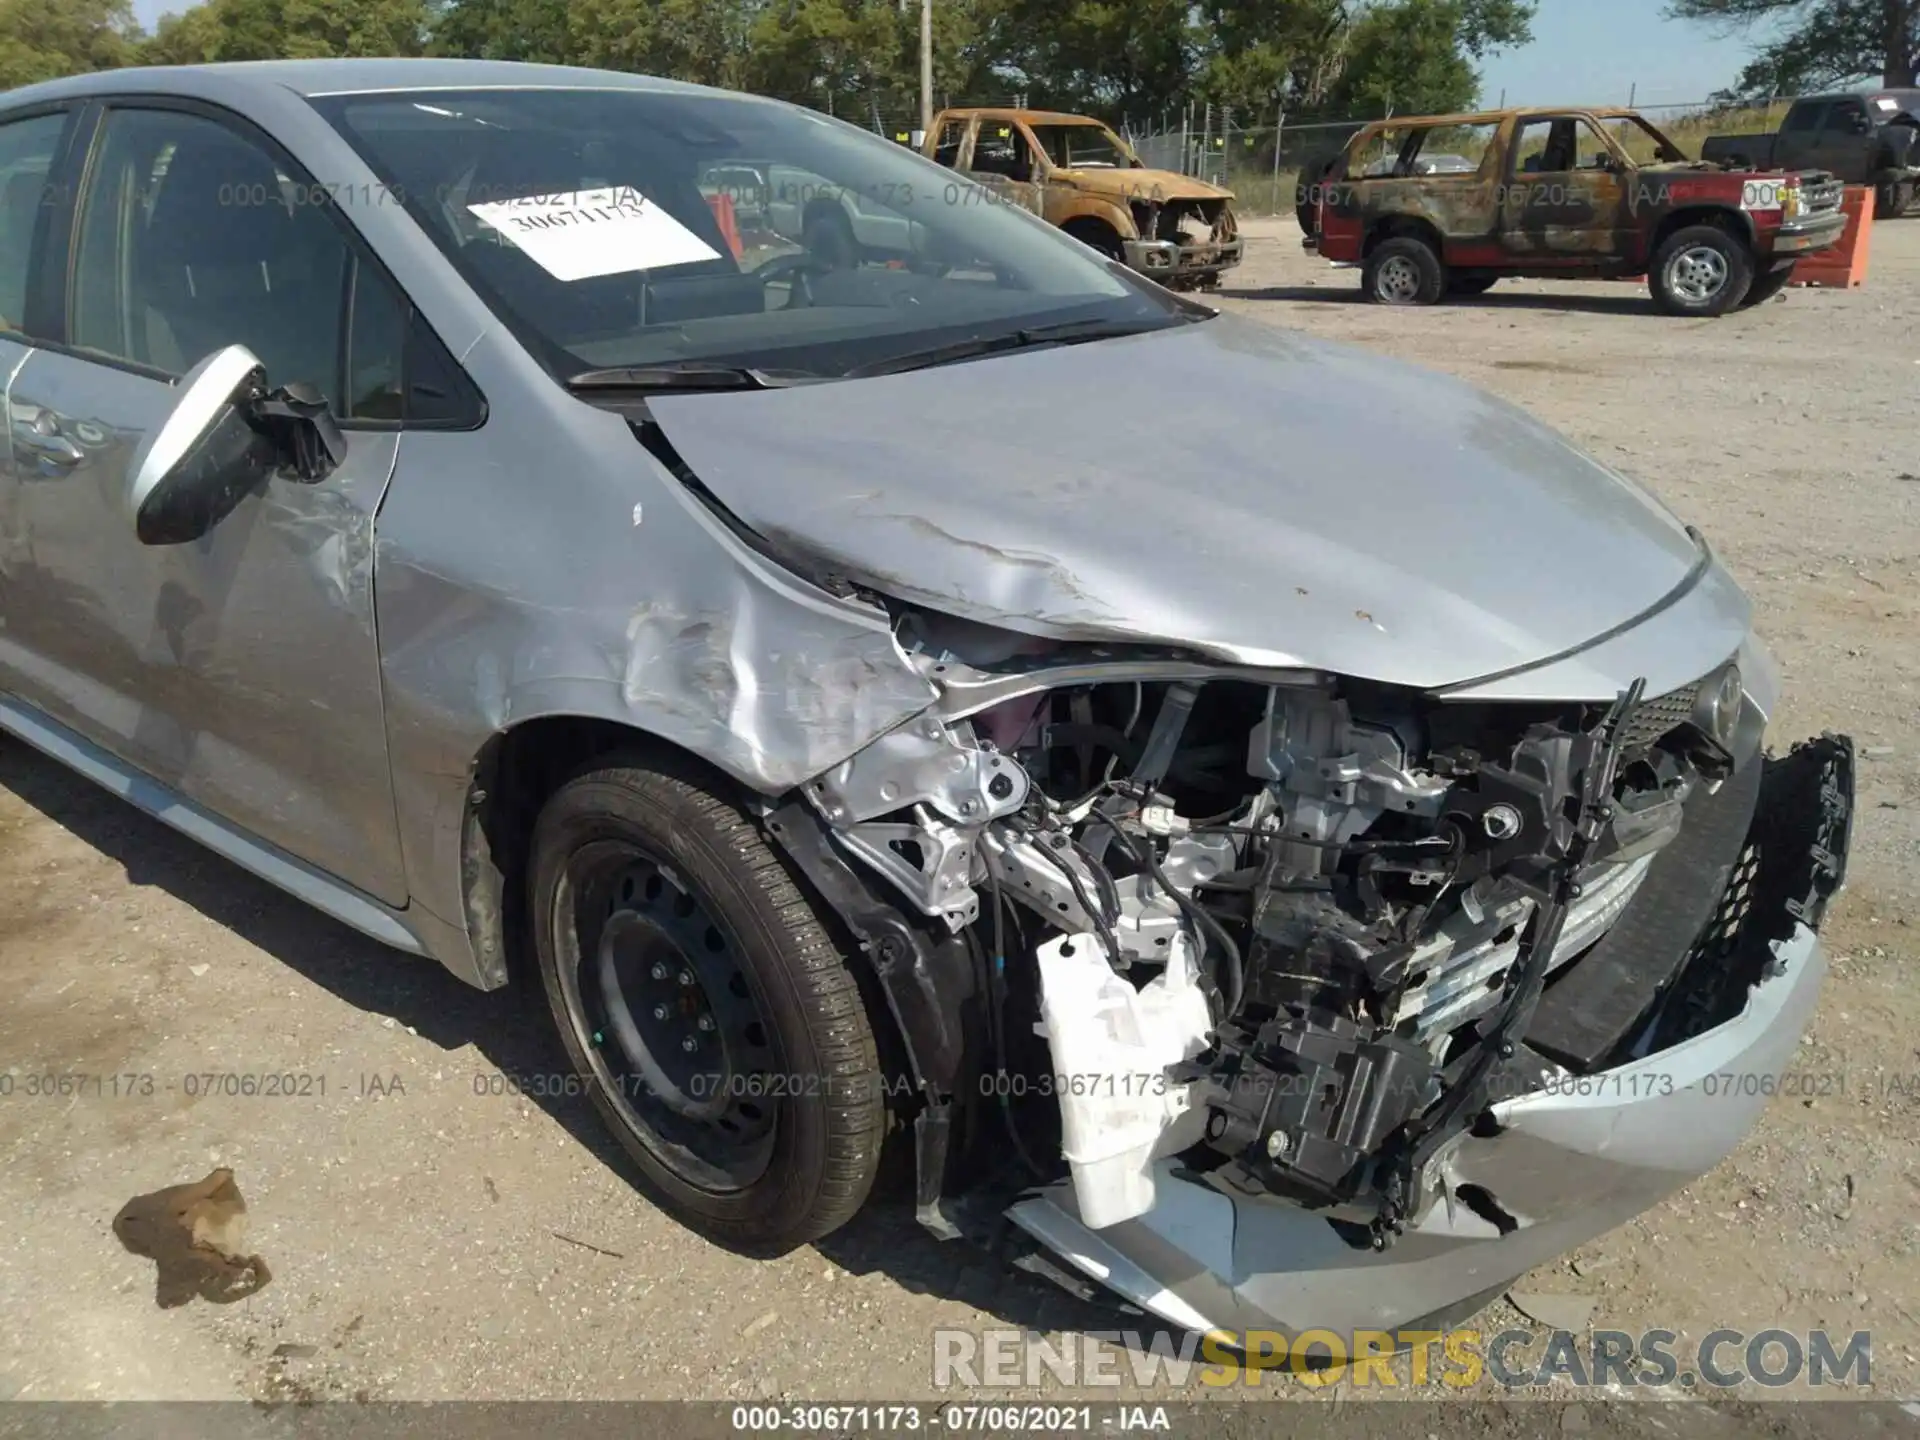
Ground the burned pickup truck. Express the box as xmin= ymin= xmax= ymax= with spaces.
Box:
xmin=922 ymin=107 xmax=1243 ymax=288
xmin=1302 ymin=106 xmax=1846 ymax=315
xmin=1703 ymin=89 xmax=1920 ymax=218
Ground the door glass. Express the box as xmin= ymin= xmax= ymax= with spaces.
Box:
xmin=344 ymin=259 xmax=406 ymax=420
xmin=69 ymin=108 xmax=351 ymax=405
xmin=0 ymin=112 xmax=68 ymax=337
xmin=1824 ymin=99 xmax=1867 ymax=135
xmin=1782 ymin=102 xmax=1827 ymax=134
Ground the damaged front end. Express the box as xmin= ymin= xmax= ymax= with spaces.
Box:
xmin=1124 ymin=196 xmax=1245 ymax=287
xmin=767 ymin=615 xmax=1853 ymax=1333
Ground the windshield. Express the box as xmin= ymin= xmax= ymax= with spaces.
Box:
xmin=1029 ymin=123 xmax=1135 ymax=169
xmin=312 ymin=87 xmax=1185 ymax=381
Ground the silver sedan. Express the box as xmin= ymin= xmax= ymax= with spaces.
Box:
xmin=0 ymin=58 xmax=1852 ymax=1339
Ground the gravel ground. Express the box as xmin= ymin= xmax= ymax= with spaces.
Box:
xmin=1 ymin=214 xmax=1917 ymax=1420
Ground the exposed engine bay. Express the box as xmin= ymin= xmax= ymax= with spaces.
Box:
xmin=782 ymin=611 xmax=1762 ymax=1251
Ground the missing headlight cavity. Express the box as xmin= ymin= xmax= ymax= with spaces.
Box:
xmin=784 ymin=619 xmax=1770 ymax=1251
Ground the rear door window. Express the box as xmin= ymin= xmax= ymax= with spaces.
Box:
xmin=1783 ymin=102 xmax=1828 ymax=134
xmin=0 ymin=111 xmax=70 ymax=338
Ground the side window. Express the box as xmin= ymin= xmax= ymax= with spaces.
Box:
xmin=1407 ymin=123 xmax=1496 ymax=176
xmin=0 ymin=112 xmax=69 ymax=337
xmin=1514 ymin=118 xmax=1582 ymax=173
xmin=970 ymin=124 xmax=1034 ymax=181
xmin=1782 ymin=102 xmax=1827 ymax=134
xmin=932 ymin=119 xmax=966 ymax=168
xmin=1573 ymin=118 xmax=1618 ymax=170
xmin=344 ymin=259 xmax=406 ymax=421
xmin=70 ymin=107 xmax=352 ymax=405
xmin=1824 ymin=99 xmax=1868 ymax=134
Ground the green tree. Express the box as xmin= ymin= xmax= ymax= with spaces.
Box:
xmin=1670 ymin=0 xmax=1919 ymax=95
xmin=136 ymin=0 xmax=431 ymax=64
xmin=0 ymin=0 xmax=141 ymax=89
xmin=996 ymin=0 xmax=1196 ymax=114
xmin=142 ymin=4 xmax=224 ymax=64
xmin=565 ymin=0 xmax=753 ymax=87
xmin=742 ymin=0 xmax=900 ymax=113
xmin=1192 ymin=0 xmax=1533 ymax=120
xmin=429 ymin=0 xmax=575 ymax=63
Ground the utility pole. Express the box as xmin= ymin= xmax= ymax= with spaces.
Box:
xmin=919 ymin=0 xmax=933 ymax=143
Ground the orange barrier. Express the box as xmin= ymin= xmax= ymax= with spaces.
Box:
xmin=1791 ymin=185 xmax=1871 ymax=289
xmin=705 ymin=191 xmax=745 ymax=261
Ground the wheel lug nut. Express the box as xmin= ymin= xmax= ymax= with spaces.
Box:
xmin=653 ymin=1004 xmax=669 ymax=1020
xmin=678 ymin=970 xmax=695 ymax=986
xmin=681 ymin=1037 xmax=699 ymax=1053
xmin=697 ymin=1015 xmax=715 ymax=1032
xmin=650 ymin=962 xmax=668 ymax=981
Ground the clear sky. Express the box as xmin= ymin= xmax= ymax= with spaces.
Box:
xmin=1476 ymin=0 xmax=1779 ymax=109
xmin=127 ymin=0 xmax=1777 ymax=111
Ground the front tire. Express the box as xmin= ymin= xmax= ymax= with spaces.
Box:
xmin=529 ymin=755 xmax=885 ymax=1253
xmin=1876 ymin=179 xmax=1912 ymax=219
xmin=1363 ymin=236 xmax=1446 ymax=305
xmin=1649 ymin=224 xmax=1752 ymax=316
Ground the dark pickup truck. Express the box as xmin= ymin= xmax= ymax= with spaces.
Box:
xmin=1702 ymin=90 xmax=1920 ymax=216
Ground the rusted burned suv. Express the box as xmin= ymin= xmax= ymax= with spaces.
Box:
xmin=1302 ymin=106 xmax=1847 ymax=315
xmin=923 ymin=107 xmax=1243 ymax=288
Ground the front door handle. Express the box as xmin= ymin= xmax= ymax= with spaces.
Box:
xmin=13 ymin=430 xmax=85 ymax=471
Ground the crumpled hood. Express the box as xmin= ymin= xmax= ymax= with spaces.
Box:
xmin=646 ymin=312 xmax=1705 ymax=691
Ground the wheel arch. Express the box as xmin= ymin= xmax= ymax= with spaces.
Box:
xmin=1062 ymin=207 xmax=1130 ymax=250
xmin=459 ymin=715 xmax=948 ymax=1181
xmin=1650 ymin=205 xmax=1755 ymax=257
xmin=462 ymin=710 xmax=967 ymax=1221
xmin=1363 ymin=212 xmax=1445 ymax=258
xmin=462 ymin=715 xmax=726 ymax=991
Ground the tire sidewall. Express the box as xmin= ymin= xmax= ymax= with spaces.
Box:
xmin=1364 ymin=237 xmax=1445 ymax=305
xmin=1651 ymin=226 xmax=1752 ymax=316
xmin=529 ymin=772 xmax=851 ymax=1248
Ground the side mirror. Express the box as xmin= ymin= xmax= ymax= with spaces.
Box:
xmin=1849 ymin=112 xmax=1871 ymax=133
xmin=125 ymin=345 xmax=347 ymax=547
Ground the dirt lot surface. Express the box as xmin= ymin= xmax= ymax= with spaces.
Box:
xmin=2 ymin=214 xmax=1918 ymax=1424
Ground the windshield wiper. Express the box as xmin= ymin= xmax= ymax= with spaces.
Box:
xmin=842 ymin=316 xmax=1195 ymax=381
xmin=565 ymin=362 xmax=821 ymax=393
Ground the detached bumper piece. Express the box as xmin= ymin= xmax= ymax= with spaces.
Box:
xmin=1123 ymin=236 xmax=1247 ymax=280
xmin=1008 ymin=736 xmax=1854 ymax=1337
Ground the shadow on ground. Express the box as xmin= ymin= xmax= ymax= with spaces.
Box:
xmin=0 ymin=740 xmax=1182 ymax=1353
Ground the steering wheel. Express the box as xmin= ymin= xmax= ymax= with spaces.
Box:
xmin=755 ymin=251 xmax=835 ymax=309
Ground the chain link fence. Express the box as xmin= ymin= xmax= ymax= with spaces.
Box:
xmin=1115 ymin=98 xmax=1795 ymax=215
xmin=842 ymin=96 xmax=1795 ymax=217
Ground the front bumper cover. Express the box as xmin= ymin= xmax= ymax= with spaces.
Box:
xmin=1772 ymin=209 xmax=1848 ymax=255
xmin=1009 ymin=736 xmax=1854 ymax=1338
xmin=1123 ymin=236 xmax=1246 ymax=279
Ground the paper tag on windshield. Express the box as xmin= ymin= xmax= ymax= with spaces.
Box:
xmin=467 ymin=187 xmax=720 ymax=281
xmin=1876 ymin=96 xmax=1900 ymax=112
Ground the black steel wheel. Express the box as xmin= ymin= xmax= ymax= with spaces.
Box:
xmin=530 ymin=754 xmax=885 ymax=1251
